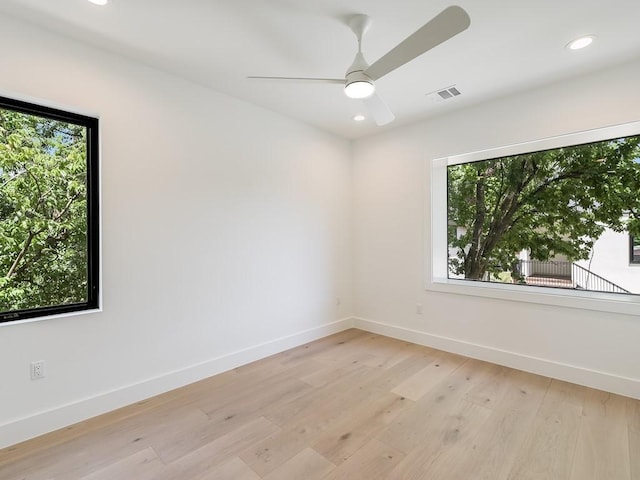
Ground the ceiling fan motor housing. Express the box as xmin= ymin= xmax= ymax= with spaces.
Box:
xmin=344 ymin=51 xmax=374 ymax=99
xmin=344 ymin=71 xmax=374 ymax=98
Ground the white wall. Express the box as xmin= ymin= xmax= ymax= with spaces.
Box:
xmin=353 ymin=58 xmax=640 ymax=400
xmin=0 ymin=15 xmax=353 ymax=448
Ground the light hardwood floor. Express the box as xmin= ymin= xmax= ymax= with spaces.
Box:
xmin=1 ymin=329 xmax=638 ymax=479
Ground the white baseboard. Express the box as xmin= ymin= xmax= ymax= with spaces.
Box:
xmin=0 ymin=317 xmax=355 ymax=449
xmin=353 ymin=317 xmax=640 ymax=400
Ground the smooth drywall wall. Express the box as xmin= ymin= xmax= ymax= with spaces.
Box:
xmin=0 ymin=15 xmax=353 ymax=447
xmin=353 ymin=58 xmax=640 ymax=399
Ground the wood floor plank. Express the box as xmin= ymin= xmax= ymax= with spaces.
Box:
xmin=157 ymin=417 xmax=280 ymax=480
xmin=262 ymin=448 xmax=335 ymax=480
xmin=383 ymin=446 xmax=438 ymax=480
xmin=396 ymin=398 xmax=493 ymax=479
xmin=298 ymin=358 xmax=369 ymax=388
xmin=262 ymin=363 xmax=373 ymax=427
xmin=278 ymin=329 xmax=368 ymax=367
xmin=450 ymin=406 xmax=539 ymax=480
xmin=239 ymin=354 xmax=429 ymax=476
xmin=627 ymin=396 xmax=640 ymax=480
xmin=311 ymin=392 xmax=410 ymax=465
xmin=463 ymin=362 xmax=511 ymax=407
xmin=311 ymin=331 xmax=391 ymax=365
xmin=78 ymin=447 xmax=165 ymax=480
xmin=196 ymin=363 xmax=315 ymax=417
xmin=363 ymin=351 xmax=440 ymax=394
xmin=629 ymin=396 xmax=640 ymax=433
xmin=129 ymin=405 xmax=212 ymax=463
xmin=238 ymin=431 xmax=308 ymax=477
xmin=400 ymin=366 xmax=548 ymax=480
xmin=391 ymin=351 xmax=466 ymax=401
xmin=379 ymin=358 xmax=499 ymax=454
xmin=319 ymin=439 xmax=404 ymax=480
xmin=630 ymin=427 xmax=640 ymax=480
xmin=360 ymin=339 xmax=436 ymax=370
xmin=506 ymin=399 xmax=581 ymax=480
xmin=628 ymin=428 xmax=640 ymax=480
xmin=491 ymin=368 xmax=551 ymax=413
xmin=188 ymin=377 xmax=314 ymax=460
xmin=238 ymin=371 xmax=390 ymax=477
xmin=570 ymin=390 xmax=631 ymax=480
xmin=188 ymin=457 xmax=260 ymax=480
xmin=0 ymin=409 xmax=171 ymax=480
xmin=544 ymin=378 xmax=588 ymax=407
xmin=0 ymin=371 xmax=234 ymax=473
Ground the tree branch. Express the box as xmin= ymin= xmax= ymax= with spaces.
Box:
xmin=521 ymin=170 xmax=585 ymax=203
xmin=6 ymin=231 xmax=36 ymax=278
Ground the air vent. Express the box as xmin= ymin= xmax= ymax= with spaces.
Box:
xmin=426 ymin=85 xmax=462 ymax=103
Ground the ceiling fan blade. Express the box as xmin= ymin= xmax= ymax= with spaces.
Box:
xmin=364 ymin=6 xmax=470 ymax=81
xmin=247 ymin=76 xmax=343 ymax=84
xmin=362 ymin=92 xmax=395 ymax=126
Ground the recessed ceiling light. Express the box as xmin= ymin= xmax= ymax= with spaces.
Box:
xmin=88 ymin=0 xmax=109 ymax=5
xmin=353 ymin=114 xmax=366 ymax=122
xmin=567 ymin=35 xmax=594 ymax=50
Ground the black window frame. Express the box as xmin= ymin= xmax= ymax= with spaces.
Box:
xmin=0 ymin=95 xmax=99 ymax=324
xmin=631 ymin=235 xmax=640 ymax=264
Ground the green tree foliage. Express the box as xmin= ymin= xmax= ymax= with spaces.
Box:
xmin=447 ymin=136 xmax=640 ymax=280
xmin=0 ymin=109 xmax=88 ymax=312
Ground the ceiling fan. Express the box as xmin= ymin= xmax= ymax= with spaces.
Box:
xmin=248 ymin=6 xmax=470 ymax=126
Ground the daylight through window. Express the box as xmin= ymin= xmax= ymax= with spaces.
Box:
xmin=0 ymin=96 xmax=99 ymax=323
xmin=446 ymin=132 xmax=640 ymax=295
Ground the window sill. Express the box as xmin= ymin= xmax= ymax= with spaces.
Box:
xmin=427 ymin=278 xmax=640 ymax=316
xmin=0 ymin=307 xmax=102 ymax=327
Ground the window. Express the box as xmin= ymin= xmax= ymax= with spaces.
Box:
xmin=430 ymin=121 xmax=640 ymax=315
xmin=0 ymin=96 xmax=99 ymax=323
xmin=632 ymin=236 xmax=640 ymax=264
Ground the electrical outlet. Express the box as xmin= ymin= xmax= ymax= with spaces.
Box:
xmin=31 ymin=360 xmax=46 ymax=380
xmin=416 ymin=304 xmax=423 ymax=315
xmin=336 ymin=297 xmax=341 ymax=306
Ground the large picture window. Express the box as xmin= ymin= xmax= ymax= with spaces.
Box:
xmin=0 ymin=96 xmax=99 ymax=323
xmin=430 ymin=121 xmax=640 ymax=315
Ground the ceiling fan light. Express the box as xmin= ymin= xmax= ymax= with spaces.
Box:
xmin=345 ymin=80 xmax=375 ymax=99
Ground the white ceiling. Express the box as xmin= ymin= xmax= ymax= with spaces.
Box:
xmin=1 ymin=0 xmax=640 ymax=139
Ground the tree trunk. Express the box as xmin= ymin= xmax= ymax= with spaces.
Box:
xmin=6 ymin=231 xmax=35 ymax=278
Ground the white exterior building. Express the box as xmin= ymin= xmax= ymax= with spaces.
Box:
xmin=574 ymin=229 xmax=640 ymax=294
